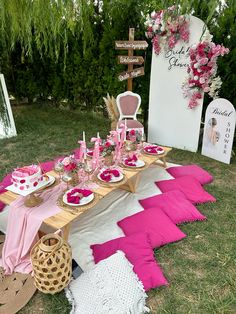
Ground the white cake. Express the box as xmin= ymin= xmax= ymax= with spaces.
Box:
xmin=11 ymin=165 xmax=42 ymax=191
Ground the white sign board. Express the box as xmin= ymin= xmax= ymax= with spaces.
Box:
xmin=201 ymin=99 xmax=235 ymax=164
xmin=148 ymin=16 xmax=205 ymax=152
xmin=0 ymin=74 xmax=17 ymax=139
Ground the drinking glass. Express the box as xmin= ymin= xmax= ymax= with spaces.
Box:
xmin=62 ymin=172 xmax=73 ymax=190
xmin=54 ymin=159 xmax=64 ymax=181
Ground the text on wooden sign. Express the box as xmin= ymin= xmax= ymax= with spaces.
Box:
xmin=117 ymin=56 xmax=144 ymax=65
xmin=118 ymin=67 xmax=144 ymax=81
xmin=115 ymin=41 xmax=148 ymax=50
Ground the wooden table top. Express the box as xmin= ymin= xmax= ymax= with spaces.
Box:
xmin=0 ymin=147 xmax=172 ymax=230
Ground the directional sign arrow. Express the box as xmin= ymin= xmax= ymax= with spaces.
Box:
xmin=117 ymin=55 xmax=144 ymax=65
xmin=115 ymin=41 xmax=148 ymax=50
xmin=118 ymin=67 xmax=144 ymax=81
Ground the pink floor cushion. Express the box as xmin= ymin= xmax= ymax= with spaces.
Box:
xmin=91 ymin=232 xmax=168 ymax=291
xmin=166 ymin=165 xmax=213 ymax=185
xmin=139 ymin=190 xmax=206 ymax=225
xmin=156 ymin=176 xmax=216 ymax=204
xmin=117 ymin=209 xmax=186 ymax=248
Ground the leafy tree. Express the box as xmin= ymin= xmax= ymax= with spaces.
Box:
xmin=0 ymin=0 xmax=234 ymax=120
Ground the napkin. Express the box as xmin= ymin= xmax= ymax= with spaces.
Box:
xmin=124 ymin=154 xmax=138 ymax=167
xmin=100 ymin=169 xmax=120 ymax=182
xmin=144 ymin=146 xmax=163 ymax=154
xmin=67 ymin=189 xmax=93 ymax=204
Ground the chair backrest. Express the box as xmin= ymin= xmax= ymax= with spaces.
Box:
xmin=116 ymin=91 xmax=141 ymax=121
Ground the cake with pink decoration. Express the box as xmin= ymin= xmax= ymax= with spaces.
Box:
xmin=11 ymin=165 xmax=43 ymax=191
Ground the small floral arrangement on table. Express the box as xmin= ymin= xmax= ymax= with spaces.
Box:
xmin=126 ymin=129 xmax=142 ymax=143
xmin=145 ymin=5 xmax=189 ymax=55
xmin=61 ymin=155 xmax=77 ymax=173
xmin=101 ymin=140 xmax=116 ymax=157
xmin=182 ymin=32 xmax=229 ymax=109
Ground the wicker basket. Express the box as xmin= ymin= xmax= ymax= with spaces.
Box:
xmin=30 ymin=233 xmax=72 ymax=294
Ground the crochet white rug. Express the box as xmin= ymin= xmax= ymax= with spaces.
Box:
xmin=0 ymin=163 xmax=177 ymax=271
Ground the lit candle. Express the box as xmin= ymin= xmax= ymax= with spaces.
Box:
xmin=97 ymin=132 xmax=100 ymax=138
xmin=83 ymin=131 xmax=85 ymax=142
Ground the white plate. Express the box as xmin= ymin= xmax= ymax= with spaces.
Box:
xmin=123 ymin=159 xmax=145 ymax=168
xmin=97 ymin=171 xmax=124 ymax=183
xmin=6 ymin=175 xmax=56 ymax=197
xmin=143 ymin=146 xmax=164 ymax=155
xmin=63 ymin=190 xmax=94 ymax=207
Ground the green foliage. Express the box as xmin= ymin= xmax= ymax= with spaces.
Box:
xmin=0 ymin=0 xmax=235 ymax=115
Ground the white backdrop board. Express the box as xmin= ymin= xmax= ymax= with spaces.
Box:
xmin=201 ymin=99 xmax=235 ymax=164
xmin=148 ymin=16 xmax=205 ymax=152
xmin=0 ymin=74 xmax=17 ymax=139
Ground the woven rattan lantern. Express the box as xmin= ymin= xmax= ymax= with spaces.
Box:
xmin=30 ymin=233 xmax=72 ymax=294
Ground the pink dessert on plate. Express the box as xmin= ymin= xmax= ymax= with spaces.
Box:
xmin=11 ymin=165 xmax=42 ymax=191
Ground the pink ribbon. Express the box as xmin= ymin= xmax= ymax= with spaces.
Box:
xmin=91 ymin=137 xmax=102 ymax=170
xmin=109 ymin=130 xmax=120 ymax=163
xmin=119 ymin=123 xmax=127 ymax=149
xmin=78 ymin=140 xmax=87 ymax=161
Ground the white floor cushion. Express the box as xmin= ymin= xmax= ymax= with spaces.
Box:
xmin=66 ymin=251 xmax=150 ymax=314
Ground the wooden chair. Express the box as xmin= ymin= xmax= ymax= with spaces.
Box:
xmin=116 ymin=91 xmax=144 ymax=134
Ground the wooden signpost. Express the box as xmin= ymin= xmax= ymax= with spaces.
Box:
xmin=115 ymin=28 xmax=148 ymax=91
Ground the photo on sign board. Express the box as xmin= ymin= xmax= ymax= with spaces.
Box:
xmin=201 ymin=98 xmax=235 ymax=164
xmin=205 ymin=118 xmax=220 ymax=146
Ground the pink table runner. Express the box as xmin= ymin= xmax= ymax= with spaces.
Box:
xmin=0 ymin=182 xmax=66 ymax=275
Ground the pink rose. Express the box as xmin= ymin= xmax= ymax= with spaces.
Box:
xmin=105 ymin=140 xmax=112 ymax=147
xmin=64 ymin=163 xmax=77 ymax=172
xmin=129 ymin=129 xmax=136 ymax=136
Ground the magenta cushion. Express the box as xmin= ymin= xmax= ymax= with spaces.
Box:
xmin=156 ymin=176 xmax=216 ymax=204
xmin=139 ymin=190 xmax=206 ymax=224
xmin=90 ymin=233 xmax=168 ymax=291
xmin=117 ymin=209 xmax=186 ymax=248
xmin=167 ymin=165 xmax=213 ymax=185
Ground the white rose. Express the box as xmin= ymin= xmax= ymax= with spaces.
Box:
xmin=199 ymin=77 xmax=205 ymax=84
xmin=151 ymin=11 xmax=156 ymax=18
xmin=194 ymin=75 xmax=199 ymax=80
xmin=194 ymin=63 xmax=199 ymax=68
xmin=153 ymin=24 xmax=159 ymax=32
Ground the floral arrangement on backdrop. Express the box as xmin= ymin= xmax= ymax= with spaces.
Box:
xmin=145 ymin=5 xmax=189 ymax=55
xmin=182 ymin=31 xmax=229 ymax=109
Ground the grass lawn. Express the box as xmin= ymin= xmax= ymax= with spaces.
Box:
xmin=0 ymin=105 xmax=235 ymax=314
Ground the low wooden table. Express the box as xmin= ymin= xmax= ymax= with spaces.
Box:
xmin=0 ymin=147 xmax=172 ymax=240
